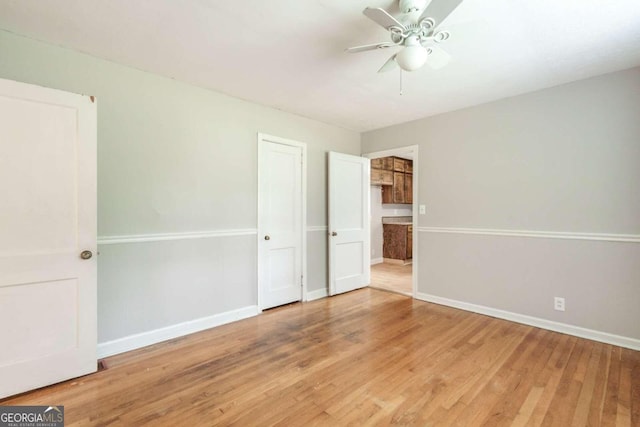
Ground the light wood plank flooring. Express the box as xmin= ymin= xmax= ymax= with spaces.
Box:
xmin=370 ymin=262 xmax=412 ymax=295
xmin=2 ymin=289 xmax=638 ymax=426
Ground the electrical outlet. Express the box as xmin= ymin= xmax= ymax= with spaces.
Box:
xmin=554 ymin=297 xmax=565 ymax=312
xmin=419 ymin=205 xmax=426 ymax=215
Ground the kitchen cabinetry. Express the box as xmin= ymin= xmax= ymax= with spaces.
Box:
xmin=371 ymin=168 xmax=393 ymax=185
xmin=391 ymin=172 xmax=405 ymax=203
xmin=404 ymin=173 xmax=413 ymax=204
xmin=377 ymin=156 xmax=413 ymax=204
xmin=370 ymin=157 xmax=393 ymax=185
xmin=383 ymin=223 xmax=412 ymax=261
xmin=371 ymin=157 xmax=394 ymax=170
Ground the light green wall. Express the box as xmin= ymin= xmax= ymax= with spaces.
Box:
xmin=0 ymin=30 xmax=360 ymax=343
xmin=0 ymin=30 xmax=359 ymax=234
xmin=363 ymin=67 xmax=640 ymax=341
xmin=363 ymin=68 xmax=640 ymax=233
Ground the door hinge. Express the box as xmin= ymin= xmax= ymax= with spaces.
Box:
xmin=301 ymin=275 xmax=303 ymax=287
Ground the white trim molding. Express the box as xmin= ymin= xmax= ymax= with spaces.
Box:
xmin=416 ymin=292 xmax=640 ymax=351
xmin=370 ymin=257 xmax=383 ymax=265
xmin=306 ymin=288 xmax=328 ymax=301
xmin=418 ymin=227 xmax=640 ymax=243
xmin=98 ymin=229 xmax=258 ymax=245
xmin=97 ymin=305 xmax=260 ymax=358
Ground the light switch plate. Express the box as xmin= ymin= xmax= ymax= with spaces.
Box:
xmin=419 ymin=205 xmax=426 ymax=215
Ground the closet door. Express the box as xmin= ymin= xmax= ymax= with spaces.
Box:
xmin=0 ymin=78 xmax=97 ymax=398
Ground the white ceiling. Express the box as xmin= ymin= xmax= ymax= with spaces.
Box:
xmin=1 ymin=0 xmax=639 ymax=132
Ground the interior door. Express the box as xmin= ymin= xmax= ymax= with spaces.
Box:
xmin=0 ymin=78 xmax=97 ymax=398
xmin=258 ymin=137 xmax=304 ymax=309
xmin=328 ymin=152 xmax=370 ymax=295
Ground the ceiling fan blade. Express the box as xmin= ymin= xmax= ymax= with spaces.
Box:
xmin=426 ymin=45 xmax=451 ymax=69
xmin=419 ymin=0 xmax=464 ymax=28
xmin=346 ymin=42 xmax=396 ymax=53
xmin=378 ymin=54 xmax=398 ymax=73
xmin=363 ymin=7 xmax=406 ymax=31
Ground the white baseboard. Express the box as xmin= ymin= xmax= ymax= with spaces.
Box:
xmin=416 ymin=292 xmax=640 ymax=351
xmin=370 ymin=257 xmax=384 ymax=265
xmin=97 ymin=305 xmax=260 ymax=358
xmin=306 ymin=288 xmax=328 ymax=301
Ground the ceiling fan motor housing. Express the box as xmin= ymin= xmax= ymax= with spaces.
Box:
xmin=399 ymin=0 xmax=427 ymax=14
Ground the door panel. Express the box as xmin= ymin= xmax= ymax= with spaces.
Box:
xmin=335 ymin=242 xmax=365 ymax=289
xmin=0 ymin=78 xmax=97 ymax=399
xmin=328 ymin=152 xmax=370 ymax=295
xmin=393 ymin=172 xmax=405 ymax=203
xmin=268 ymin=248 xmax=296 ymax=291
xmin=0 ymin=98 xmax=78 ymax=256
xmin=2 ymin=279 xmax=78 ymax=365
xmin=258 ymin=138 xmax=303 ymax=309
xmin=405 ymin=173 xmax=413 ymax=204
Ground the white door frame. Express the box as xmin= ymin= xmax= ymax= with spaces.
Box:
xmin=362 ymin=145 xmax=419 ymax=297
xmin=257 ymin=133 xmax=307 ymax=309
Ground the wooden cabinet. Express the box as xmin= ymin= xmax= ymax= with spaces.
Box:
xmin=383 ymin=224 xmax=412 ymax=261
xmin=371 ymin=168 xmax=393 ymax=185
xmin=371 ymin=157 xmax=393 ymax=171
xmin=404 ymin=173 xmax=413 ymax=204
xmin=392 ymin=172 xmax=405 ymax=203
xmin=371 ymin=156 xmax=394 ymax=185
xmin=376 ymin=156 xmax=413 ymax=204
xmin=404 ymin=160 xmax=413 ymax=174
xmin=393 ymin=157 xmax=406 ymax=172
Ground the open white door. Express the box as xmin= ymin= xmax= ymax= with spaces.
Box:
xmin=258 ymin=134 xmax=306 ymax=309
xmin=328 ymin=152 xmax=370 ymax=295
xmin=0 ymin=78 xmax=97 ymax=398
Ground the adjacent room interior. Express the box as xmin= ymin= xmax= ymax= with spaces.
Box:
xmin=0 ymin=0 xmax=639 ymax=424
xmin=368 ymin=149 xmax=416 ymax=296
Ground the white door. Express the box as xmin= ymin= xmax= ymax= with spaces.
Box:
xmin=258 ymin=135 xmax=305 ymax=309
xmin=0 ymin=78 xmax=97 ymax=399
xmin=328 ymin=152 xmax=370 ymax=295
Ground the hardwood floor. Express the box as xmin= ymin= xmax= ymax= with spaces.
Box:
xmin=370 ymin=262 xmax=412 ymax=295
xmin=2 ymin=289 xmax=639 ymax=426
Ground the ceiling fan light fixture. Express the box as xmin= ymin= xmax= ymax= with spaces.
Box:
xmin=396 ymin=44 xmax=428 ymax=71
xmin=348 ymin=0 xmax=463 ymax=74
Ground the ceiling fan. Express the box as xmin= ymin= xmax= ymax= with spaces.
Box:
xmin=346 ymin=0 xmax=464 ymax=73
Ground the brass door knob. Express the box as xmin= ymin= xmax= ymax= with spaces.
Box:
xmin=331 ymin=231 xmax=338 ymax=237
xmin=80 ymin=250 xmax=93 ymax=260
xmin=264 ymin=235 xmax=271 ymax=241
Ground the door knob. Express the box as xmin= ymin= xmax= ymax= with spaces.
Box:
xmin=80 ymin=250 xmax=93 ymax=260
xmin=331 ymin=231 xmax=337 ymax=237
xmin=264 ymin=235 xmax=271 ymax=241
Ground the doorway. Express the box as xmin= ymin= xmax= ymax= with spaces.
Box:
xmin=363 ymin=146 xmax=418 ymax=297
